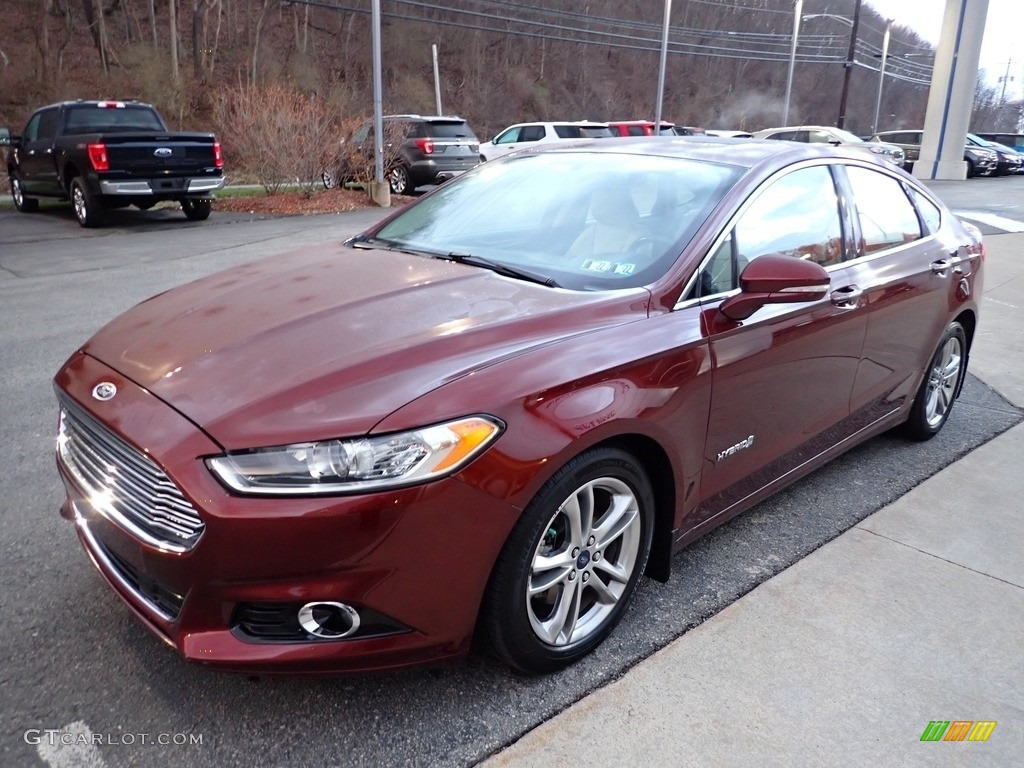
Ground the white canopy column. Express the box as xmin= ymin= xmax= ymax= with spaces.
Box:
xmin=913 ymin=0 xmax=989 ymax=180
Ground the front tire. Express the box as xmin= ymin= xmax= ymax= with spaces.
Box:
xmin=70 ymin=177 xmax=102 ymax=227
xmin=322 ymin=169 xmax=337 ymax=189
xmin=11 ymin=173 xmax=39 ymax=212
xmin=483 ymin=447 xmax=654 ymax=674
xmin=905 ymin=321 xmax=967 ymax=440
xmin=181 ymin=197 xmax=212 ymax=221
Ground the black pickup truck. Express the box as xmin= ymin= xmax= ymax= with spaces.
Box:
xmin=1 ymin=100 xmax=224 ymax=227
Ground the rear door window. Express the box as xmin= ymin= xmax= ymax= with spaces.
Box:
xmin=846 ymin=166 xmax=923 ymax=253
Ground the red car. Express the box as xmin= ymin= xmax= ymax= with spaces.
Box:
xmin=54 ymin=138 xmax=983 ymax=675
xmin=608 ymin=120 xmax=680 ymax=137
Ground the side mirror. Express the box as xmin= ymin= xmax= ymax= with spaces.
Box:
xmin=0 ymin=127 xmax=11 ymax=147
xmin=718 ymin=254 xmax=830 ymax=321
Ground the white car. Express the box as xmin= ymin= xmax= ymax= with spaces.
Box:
xmin=480 ymin=121 xmax=613 ymax=161
xmin=753 ymin=125 xmax=905 ymax=167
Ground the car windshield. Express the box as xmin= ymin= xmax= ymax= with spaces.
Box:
xmin=368 ymin=151 xmax=741 ymax=291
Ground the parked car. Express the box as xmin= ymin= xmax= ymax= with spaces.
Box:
xmin=672 ymin=125 xmax=707 ymax=136
xmin=1 ymin=100 xmax=223 ymax=227
xmin=705 ymin=130 xmax=754 ymax=138
xmin=607 ymin=120 xmax=678 ymax=137
xmin=323 ymin=114 xmax=480 ymax=195
xmin=965 ymin=133 xmax=1023 ymax=175
xmin=754 ymin=125 xmax=905 ymax=167
xmin=480 ymin=121 xmax=613 ymax=161
xmin=54 ymin=139 xmax=982 ymax=675
xmin=870 ymin=130 xmax=998 ymax=178
xmin=974 ymin=132 xmax=1024 ymax=151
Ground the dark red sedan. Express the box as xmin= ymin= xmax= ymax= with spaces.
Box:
xmin=54 ymin=138 xmax=983 ymax=674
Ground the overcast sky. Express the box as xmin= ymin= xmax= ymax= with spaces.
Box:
xmin=866 ymin=0 xmax=1018 ymax=76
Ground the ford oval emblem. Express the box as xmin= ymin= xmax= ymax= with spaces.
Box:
xmin=92 ymin=382 xmax=117 ymax=401
xmin=154 ymin=147 xmax=173 ymax=158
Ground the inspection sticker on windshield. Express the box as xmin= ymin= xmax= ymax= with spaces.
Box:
xmin=581 ymin=260 xmax=635 ymax=275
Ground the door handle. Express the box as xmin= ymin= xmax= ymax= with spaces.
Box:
xmin=930 ymin=259 xmax=951 ymax=276
xmin=829 ymin=284 xmax=863 ymax=309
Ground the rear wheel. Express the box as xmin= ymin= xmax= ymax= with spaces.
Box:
xmin=11 ymin=173 xmax=39 ymax=212
xmin=181 ymin=197 xmax=212 ymax=221
xmin=483 ymin=447 xmax=654 ymax=674
xmin=387 ymin=165 xmax=411 ymax=195
xmin=70 ymin=177 xmax=103 ymax=227
xmin=905 ymin=321 xmax=967 ymax=440
xmin=321 ymin=169 xmax=337 ymax=189
xmin=966 ymin=159 xmax=975 ymax=179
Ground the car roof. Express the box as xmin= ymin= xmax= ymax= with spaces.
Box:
xmin=35 ymin=100 xmax=156 ymax=111
xmin=512 ymin=135 xmax=889 ymax=171
xmin=608 ymin=120 xmax=674 ymax=127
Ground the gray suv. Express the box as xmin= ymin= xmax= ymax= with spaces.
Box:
xmin=327 ymin=115 xmax=480 ymax=195
xmin=871 ymin=130 xmax=997 ymax=178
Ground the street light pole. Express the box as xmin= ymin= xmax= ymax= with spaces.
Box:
xmin=371 ymin=0 xmax=384 ymax=185
xmin=871 ymin=19 xmax=893 ymax=135
xmin=654 ymin=0 xmax=672 ymax=129
xmin=836 ymin=0 xmax=863 ymax=129
xmin=783 ymin=0 xmax=803 ymax=125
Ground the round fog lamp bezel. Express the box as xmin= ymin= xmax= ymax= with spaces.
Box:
xmin=297 ymin=601 xmax=361 ymax=639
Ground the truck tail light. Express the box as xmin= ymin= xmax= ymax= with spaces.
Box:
xmin=415 ymin=138 xmax=434 ymax=155
xmin=87 ymin=143 xmax=109 ymax=171
xmin=213 ymin=141 xmax=224 ymax=168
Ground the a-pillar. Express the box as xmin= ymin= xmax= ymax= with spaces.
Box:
xmin=913 ymin=0 xmax=989 ymax=181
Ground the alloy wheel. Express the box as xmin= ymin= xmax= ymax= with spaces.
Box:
xmin=924 ymin=335 xmax=963 ymax=428
xmin=527 ymin=476 xmax=642 ymax=647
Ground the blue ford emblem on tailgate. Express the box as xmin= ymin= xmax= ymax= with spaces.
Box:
xmin=154 ymin=147 xmax=173 ymax=158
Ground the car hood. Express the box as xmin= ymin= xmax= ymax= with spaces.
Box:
xmin=82 ymin=244 xmax=647 ymax=448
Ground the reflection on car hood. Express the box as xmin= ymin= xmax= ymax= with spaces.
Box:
xmin=82 ymin=244 xmax=645 ymax=448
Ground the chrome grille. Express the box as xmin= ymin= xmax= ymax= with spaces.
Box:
xmin=57 ymin=398 xmax=205 ymax=552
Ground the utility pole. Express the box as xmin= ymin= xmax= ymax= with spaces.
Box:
xmin=998 ymin=58 xmax=1013 ymax=103
xmin=432 ymin=44 xmax=443 ymax=115
xmin=783 ymin=0 xmax=804 ymax=125
xmin=654 ymin=0 xmax=672 ymax=130
xmin=836 ymin=0 xmax=862 ymax=129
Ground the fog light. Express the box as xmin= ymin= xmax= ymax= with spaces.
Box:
xmin=297 ymin=601 xmax=361 ymax=639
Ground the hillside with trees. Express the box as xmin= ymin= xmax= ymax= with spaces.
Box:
xmin=1 ymin=0 xmax=1021 ymax=184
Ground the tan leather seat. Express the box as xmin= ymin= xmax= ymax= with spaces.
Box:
xmin=566 ymin=187 xmax=649 ymax=259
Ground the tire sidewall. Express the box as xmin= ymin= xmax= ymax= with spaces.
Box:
xmin=485 ymin=447 xmax=654 ymax=674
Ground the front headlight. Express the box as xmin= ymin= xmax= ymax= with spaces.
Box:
xmin=207 ymin=416 xmax=504 ymax=495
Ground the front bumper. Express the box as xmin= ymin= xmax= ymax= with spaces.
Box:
xmin=55 ymin=351 xmax=522 ymax=673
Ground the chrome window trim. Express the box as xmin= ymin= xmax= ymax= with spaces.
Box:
xmin=673 ymin=157 xmax=940 ymax=310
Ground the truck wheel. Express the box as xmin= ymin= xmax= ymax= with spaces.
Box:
xmin=70 ymin=177 xmax=103 ymax=227
xmin=11 ymin=174 xmax=39 ymax=212
xmin=182 ymin=198 xmax=212 ymax=221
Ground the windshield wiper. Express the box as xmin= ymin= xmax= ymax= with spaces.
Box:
xmin=443 ymin=253 xmax=560 ymax=288
xmin=350 ymin=236 xmax=436 ymax=258
xmin=351 ymin=239 xmax=559 ymax=287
